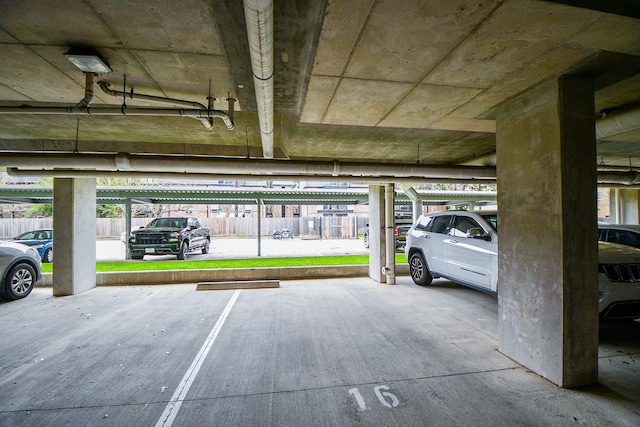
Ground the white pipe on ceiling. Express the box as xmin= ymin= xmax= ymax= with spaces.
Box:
xmin=596 ymin=106 xmax=640 ymax=140
xmin=4 ymin=168 xmax=498 ymax=185
xmin=0 ymin=153 xmax=497 ymax=180
xmin=0 ymin=71 xmax=235 ymax=130
xmin=243 ymin=0 xmax=274 ymax=159
xmin=96 ymin=81 xmax=235 ymax=130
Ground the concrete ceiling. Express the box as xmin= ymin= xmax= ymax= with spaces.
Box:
xmin=0 ymin=0 xmax=639 ymax=176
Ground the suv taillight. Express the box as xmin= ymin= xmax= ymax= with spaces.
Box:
xmin=395 ymin=227 xmax=400 ymax=237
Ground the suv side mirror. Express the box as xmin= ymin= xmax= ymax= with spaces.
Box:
xmin=467 ymin=227 xmax=490 ymax=241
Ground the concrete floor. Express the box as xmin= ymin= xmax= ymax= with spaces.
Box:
xmin=1 ymin=277 xmax=639 ymax=426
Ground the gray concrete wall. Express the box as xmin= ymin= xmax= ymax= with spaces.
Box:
xmin=496 ymin=76 xmax=599 ymax=387
xmin=52 ymin=178 xmax=97 ymax=296
xmin=39 ymin=264 xmax=410 ymax=287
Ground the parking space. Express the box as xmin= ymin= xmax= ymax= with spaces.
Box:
xmin=2 ymin=277 xmax=639 ymax=425
xmin=97 ymin=238 xmax=369 ymax=262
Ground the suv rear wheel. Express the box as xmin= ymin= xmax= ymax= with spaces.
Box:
xmin=409 ymin=252 xmax=433 ymax=286
xmin=1 ymin=263 xmax=36 ymax=300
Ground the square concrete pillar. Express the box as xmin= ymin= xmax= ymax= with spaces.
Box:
xmin=53 ymin=178 xmax=97 ymax=296
xmin=496 ymin=76 xmax=599 ymax=387
xmin=368 ymin=185 xmax=386 ymax=282
xmin=611 ymin=188 xmax=640 ymax=224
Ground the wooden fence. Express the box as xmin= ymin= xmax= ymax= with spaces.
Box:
xmin=0 ymin=217 xmax=370 ymax=240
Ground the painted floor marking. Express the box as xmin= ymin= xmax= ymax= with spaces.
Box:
xmin=155 ymin=289 xmax=241 ymax=427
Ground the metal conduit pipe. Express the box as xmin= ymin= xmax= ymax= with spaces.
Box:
xmin=97 ymin=81 xmax=235 ymax=130
xmin=244 ymin=0 xmax=274 ymax=159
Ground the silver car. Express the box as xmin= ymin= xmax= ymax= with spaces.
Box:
xmin=405 ymin=210 xmax=640 ymax=320
xmin=0 ymin=241 xmax=42 ymax=300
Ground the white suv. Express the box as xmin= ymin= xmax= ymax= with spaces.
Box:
xmin=405 ymin=210 xmax=640 ymax=320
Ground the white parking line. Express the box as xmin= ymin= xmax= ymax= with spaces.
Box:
xmin=155 ymin=289 xmax=241 ymax=427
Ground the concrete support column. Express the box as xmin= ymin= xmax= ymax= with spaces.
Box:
xmin=496 ymin=76 xmax=599 ymax=387
xmin=368 ymin=185 xmax=386 ymax=282
xmin=384 ymin=183 xmax=396 ymax=285
xmin=610 ymin=188 xmax=640 ymax=224
xmin=125 ymin=199 xmax=132 ymax=260
xmin=52 ymin=178 xmax=97 ymax=296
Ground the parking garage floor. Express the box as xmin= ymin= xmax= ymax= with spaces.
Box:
xmin=2 ymin=276 xmax=639 ymax=426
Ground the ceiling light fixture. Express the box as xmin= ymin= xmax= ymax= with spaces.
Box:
xmin=65 ymin=48 xmax=112 ymax=74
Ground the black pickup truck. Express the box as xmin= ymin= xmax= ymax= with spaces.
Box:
xmin=128 ymin=217 xmax=210 ymax=260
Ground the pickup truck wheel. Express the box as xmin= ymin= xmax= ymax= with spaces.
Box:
xmin=177 ymin=242 xmax=188 ymax=260
xmin=202 ymin=240 xmax=210 ymax=255
xmin=409 ymin=252 xmax=433 ymax=286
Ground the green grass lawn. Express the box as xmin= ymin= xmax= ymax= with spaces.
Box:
xmin=41 ymin=253 xmax=407 ymax=273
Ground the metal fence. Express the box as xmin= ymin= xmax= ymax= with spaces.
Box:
xmin=0 ymin=216 xmax=370 ymax=240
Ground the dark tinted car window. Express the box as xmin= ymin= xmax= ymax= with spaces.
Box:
xmin=606 ymin=229 xmax=640 ymax=248
xmin=451 ymin=217 xmax=481 ymax=237
xmin=430 ymin=215 xmax=452 ymax=234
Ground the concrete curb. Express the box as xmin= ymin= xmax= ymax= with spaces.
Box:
xmin=40 ymin=264 xmax=410 ymax=286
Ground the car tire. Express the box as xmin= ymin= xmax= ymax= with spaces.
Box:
xmin=177 ymin=242 xmax=188 ymax=260
xmin=202 ymin=239 xmax=210 ymax=255
xmin=409 ymin=252 xmax=433 ymax=286
xmin=1 ymin=262 xmax=36 ymax=300
xmin=363 ymin=233 xmax=369 ymax=249
xmin=131 ymin=254 xmax=143 ymax=260
xmin=43 ymin=248 xmax=53 ymax=263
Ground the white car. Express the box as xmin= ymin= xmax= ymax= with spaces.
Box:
xmin=405 ymin=210 xmax=640 ymax=320
xmin=0 ymin=241 xmax=43 ymax=300
xmin=598 ymin=223 xmax=640 ymax=249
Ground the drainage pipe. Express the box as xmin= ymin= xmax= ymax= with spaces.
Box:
xmin=596 ymin=106 xmax=640 ymax=140
xmin=0 ymin=106 xmax=232 ymax=126
xmin=4 ymin=168 xmax=498 ymax=185
xmin=399 ymin=184 xmax=423 ymax=222
xmin=73 ymin=72 xmax=95 ymax=111
xmin=7 ymin=153 xmax=640 ymax=185
xmin=244 ymin=0 xmax=274 ymax=159
xmin=0 ymin=153 xmax=497 ymax=179
xmin=461 ymin=105 xmax=640 ymax=167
